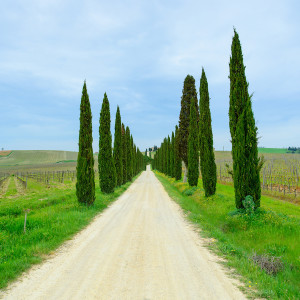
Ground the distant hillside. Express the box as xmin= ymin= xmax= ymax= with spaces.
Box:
xmin=0 ymin=150 xmax=78 ymax=166
xmin=258 ymin=148 xmax=288 ymax=154
xmin=0 ymin=150 xmax=12 ymax=157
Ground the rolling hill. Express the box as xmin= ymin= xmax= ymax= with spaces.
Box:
xmin=0 ymin=150 xmax=78 ymax=166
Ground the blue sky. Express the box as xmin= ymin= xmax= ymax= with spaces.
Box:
xmin=1 ymin=0 xmax=299 ymax=152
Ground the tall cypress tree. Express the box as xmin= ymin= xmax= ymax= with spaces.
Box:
xmin=163 ymin=138 xmax=168 ymax=175
xmin=126 ymin=127 xmax=132 ymax=181
xmin=174 ymin=125 xmax=182 ymax=180
xmin=133 ymin=144 xmax=137 ymax=175
xmin=170 ymin=131 xmax=175 ymax=178
xmin=178 ymin=75 xmax=199 ymax=181
xmin=113 ymin=106 xmax=123 ymax=186
xmin=229 ymin=29 xmax=261 ymax=208
xmin=187 ymin=97 xmax=199 ymax=186
xmin=130 ymin=135 xmax=134 ymax=177
xmin=121 ymin=123 xmax=127 ymax=184
xmin=99 ymin=93 xmax=116 ymax=193
xmin=199 ymin=68 xmax=217 ymax=196
xmin=167 ymin=135 xmax=171 ymax=176
xmin=76 ymin=81 xmax=95 ymax=205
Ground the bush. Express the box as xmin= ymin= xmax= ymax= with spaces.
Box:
xmin=243 ymin=195 xmax=255 ymax=215
xmin=182 ymin=186 xmax=197 ymax=196
xmin=251 ymin=253 xmax=284 ymax=275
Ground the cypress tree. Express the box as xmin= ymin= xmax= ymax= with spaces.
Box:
xmin=76 ymin=81 xmax=95 ymax=205
xmin=174 ymin=125 xmax=182 ymax=180
xmin=199 ymin=68 xmax=217 ymax=197
xmin=99 ymin=93 xmax=116 ymax=193
xmin=121 ymin=123 xmax=127 ymax=184
xmin=134 ymin=144 xmax=137 ymax=175
xmin=170 ymin=131 xmax=175 ymax=177
xmin=126 ymin=127 xmax=132 ymax=181
xmin=229 ymin=29 xmax=261 ymax=208
xmin=163 ymin=138 xmax=168 ymax=174
xmin=167 ymin=135 xmax=171 ymax=176
xmin=130 ymin=135 xmax=134 ymax=177
xmin=178 ymin=75 xmax=199 ymax=181
xmin=187 ymin=97 xmax=199 ymax=186
xmin=113 ymin=106 xmax=123 ymax=186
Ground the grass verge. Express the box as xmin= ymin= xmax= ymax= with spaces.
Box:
xmin=0 ymin=175 xmax=138 ymax=290
xmin=154 ymin=171 xmax=300 ymax=299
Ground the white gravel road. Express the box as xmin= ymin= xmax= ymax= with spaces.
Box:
xmin=1 ymin=166 xmax=246 ymax=300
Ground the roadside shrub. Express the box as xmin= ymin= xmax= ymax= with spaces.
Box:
xmin=251 ymin=253 xmax=284 ymax=275
xmin=242 ymin=195 xmax=255 ymax=215
xmin=182 ymin=186 xmax=197 ymax=196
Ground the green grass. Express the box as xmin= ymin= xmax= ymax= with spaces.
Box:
xmin=0 ymin=176 xmax=136 ymax=289
xmin=155 ymin=171 xmax=300 ymax=299
xmin=258 ymin=148 xmax=288 ymax=154
xmin=4 ymin=177 xmax=18 ymax=197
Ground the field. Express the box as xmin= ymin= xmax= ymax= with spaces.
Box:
xmin=258 ymin=148 xmax=288 ymax=154
xmin=214 ymin=151 xmax=300 ymax=203
xmin=0 ymin=160 xmax=136 ymax=289
xmin=0 ymin=151 xmax=12 ymax=157
xmin=155 ymin=171 xmax=300 ymax=299
xmin=1 ymin=149 xmax=299 ymax=297
xmin=0 ymin=150 xmax=78 ymax=167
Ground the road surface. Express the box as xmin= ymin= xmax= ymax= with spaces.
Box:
xmin=1 ymin=166 xmax=246 ymax=299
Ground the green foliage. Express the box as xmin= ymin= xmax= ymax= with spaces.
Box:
xmin=178 ymin=75 xmax=199 ymax=167
xmin=232 ymin=100 xmax=261 ymax=208
xmin=121 ymin=123 xmax=127 ymax=184
xmin=187 ymin=97 xmax=199 ymax=186
xmin=170 ymin=131 xmax=175 ymax=178
xmin=130 ymin=135 xmax=134 ymax=178
xmin=113 ymin=106 xmax=123 ymax=186
xmin=229 ymin=29 xmax=261 ymax=209
xmin=182 ymin=186 xmax=197 ymax=196
xmin=242 ymin=195 xmax=255 ymax=216
xmin=163 ymin=138 xmax=168 ymax=174
xmin=76 ymin=81 xmax=95 ymax=205
xmin=167 ymin=135 xmax=171 ymax=176
xmin=126 ymin=127 xmax=132 ymax=181
xmin=99 ymin=93 xmax=116 ymax=193
xmin=174 ymin=125 xmax=182 ymax=180
xmin=199 ymin=68 xmax=217 ymax=196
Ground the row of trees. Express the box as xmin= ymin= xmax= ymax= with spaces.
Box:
xmin=153 ymin=69 xmax=217 ymax=197
xmin=152 ymin=125 xmax=182 ymax=181
xmin=154 ymin=29 xmax=261 ymax=209
xmin=76 ymin=82 xmax=145 ymax=205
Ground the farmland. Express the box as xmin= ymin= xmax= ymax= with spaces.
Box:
xmin=258 ymin=148 xmax=288 ymax=154
xmin=215 ymin=151 xmax=300 ymax=203
xmin=1 ymin=149 xmax=299 ymax=202
xmin=0 ymin=150 xmax=78 ymax=167
xmin=1 ymin=148 xmax=299 ymax=298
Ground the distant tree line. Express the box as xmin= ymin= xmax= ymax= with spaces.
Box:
xmin=153 ymin=29 xmax=262 ymax=209
xmin=287 ymin=147 xmax=300 ymax=154
xmin=76 ymin=82 xmax=145 ymax=205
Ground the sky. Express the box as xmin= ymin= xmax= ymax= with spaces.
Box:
xmin=0 ymin=0 xmax=299 ymax=152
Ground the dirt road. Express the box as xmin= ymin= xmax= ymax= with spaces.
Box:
xmin=1 ymin=166 xmax=246 ymax=299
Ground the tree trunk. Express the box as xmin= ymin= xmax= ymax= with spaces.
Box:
xmin=183 ymin=161 xmax=188 ymax=183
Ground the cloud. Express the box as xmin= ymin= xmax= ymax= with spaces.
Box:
xmin=0 ymin=0 xmax=299 ymax=151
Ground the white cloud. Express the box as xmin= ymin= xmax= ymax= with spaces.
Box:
xmin=0 ymin=0 xmax=299 ymax=150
